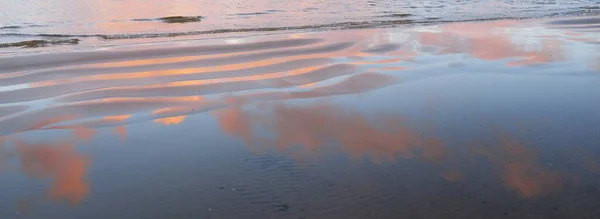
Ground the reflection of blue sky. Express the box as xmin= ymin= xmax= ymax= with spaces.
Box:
xmin=1 ymin=16 xmax=600 ymax=216
xmin=0 ymin=83 xmax=29 ymax=92
xmin=1 ymin=17 xmax=599 ymax=136
xmin=356 ymin=71 xmax=600 ymax=124
xmin=506 ymin=25 xmax=600 ymax=66
xmin=408 ymin=22 xmax=598 ymax=69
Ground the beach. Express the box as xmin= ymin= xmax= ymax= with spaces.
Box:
xmin=1 ymin=1 xmax=600 ymax=218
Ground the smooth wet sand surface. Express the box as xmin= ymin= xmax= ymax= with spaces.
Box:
xmin=1 ymin=16 xmax=600 ymax=218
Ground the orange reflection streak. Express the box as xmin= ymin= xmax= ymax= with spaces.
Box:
xmin=81 ymin=41 xmax=328 ymax=69
xmin=16 ymin=141 xmax=89 ymax=205
xmin=29 ymin=51 xmax=340 ymax=88
xmin=151 ymin=107 xmax=195 ymax=126
xmin=153 ymin=116 xmax=186 ymax=125
xmin=351 ymin=58 xmax=405 ymax=65
xmin=152 ymin=106 xmax=200 ymax=115
xmin=24 ymin=40 xmax=375 ymax=90
xmin=103 ymin=114 xmax=131 ymax=122
xmin=31 ymin=80 xmax=58 ymax=87
xmin=380 ymin=66 xmax=406 ymax=71
xmin=97 ymin=96 xmax=204 ymax=104
xmin=297 ymin=82 xmax=318 ymax=88
xmin=86 ymin=56 xmax=206 ymax=69
xmin=150 ymin=107 xmax=200 ymax=118
xmin=92 ymin=54 xmax=331 ymax=80
xmin=42 ymin=72 xmax=392 ymax=132
xmin=155 ymin=65 xmax=326 ymax=87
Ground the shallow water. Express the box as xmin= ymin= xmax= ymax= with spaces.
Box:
xmin=0 ymin=0 xmax=599 ymax=47
xmin=1 ymin=14 xmax=600 ymax=218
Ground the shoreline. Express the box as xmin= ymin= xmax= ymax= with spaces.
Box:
xmin=1 ymin=13 xmax=600 ymax=53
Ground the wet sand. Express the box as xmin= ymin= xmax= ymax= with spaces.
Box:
xmin=1 ymin=16 xmax=600 ymax=218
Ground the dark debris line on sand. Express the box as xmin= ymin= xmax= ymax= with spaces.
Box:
xmin=0 ymin=17 xmax=519 ymax=42
xmin=133 ymin=16 xmax=204 ymax=24
xmin=0 ymin=26 xmax=22 ymax=30
xmin=158 ymin=16 xmax=204 ymax=23
xmin=96 ymin=19 xmax=414 ymax=40
xmin=380 ymin=13 xmax=413 ymax=18
xmin=0 ymin=39 xmax=80 ymax=48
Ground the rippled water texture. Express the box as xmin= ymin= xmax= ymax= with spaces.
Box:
xmin=0 ymin=14 xmax=600 ymax=218
xmin=0 ymin=0 xmax=599 ymax=47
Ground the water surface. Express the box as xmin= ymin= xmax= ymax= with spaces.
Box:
xmin=1 ymin=0 xmax=599 ymax=47
xmin=1 ymin=12 xmax=600 ymax=219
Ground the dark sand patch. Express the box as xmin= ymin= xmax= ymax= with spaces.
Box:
xmin=158 ymin=16 xmax=204 ymax=23
xmin=0 ymin=39 xmax=79 ymax=48
xmin=380 ymin=13 xmax=412 ymax=18
xmin=547 ymin=17 xmax=600 ymax=25
xmin=0 ymin=25 xmax=22 ymax=29
xmin=132 ymin=16 xmax=204 ymax=23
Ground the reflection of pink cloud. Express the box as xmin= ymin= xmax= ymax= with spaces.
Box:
xmin=215 ymin=107 xmax=255 ymax=145
xmin=420 ymin=138 xmax=445 ymax=165
xmin=500 ymin=138 xmax=563 ymax=198
xmin=471 ymin=134 xmax=564 ymax=198
xmin=215 ymin=102 xmax=444 ymax=164
xmin=17 ymin=141 xmax=89 ymax=205
xmin=217 ymin=100 xmax=571 ymax=198
xmin=0 ymin=136 xmax=8 ymax=171
xmin=582 ymin=155 xmax=600 ymax=173
xmin=503 ymin=161 xmax=561 ymax=198
xmin=114 ymin=126 xmax=127 ymax=141
xmin=73 ymin=127 xmax=95 ymax=141
xmin=419 ymin=20 xmax=562 ymax=66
